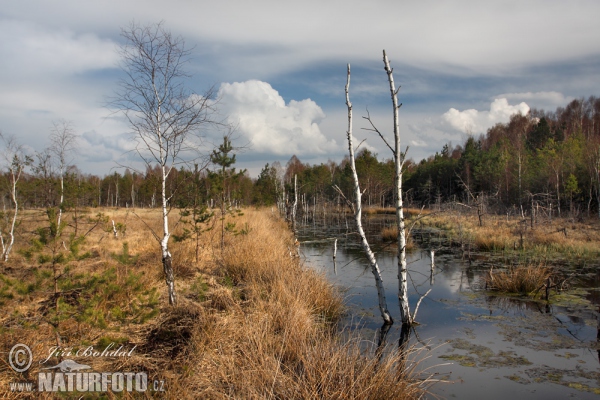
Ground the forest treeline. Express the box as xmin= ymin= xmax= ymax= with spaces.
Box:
xmin=3 ymin=96 xmax=600 ymax=219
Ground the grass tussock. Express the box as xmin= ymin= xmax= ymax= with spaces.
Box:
xmin=484 ymin=264 xmax=553 ymax=295
xmin=381 ymin=226 xmax=397 ymax=241
xmin=0 ymin=207 xmax=427 ymax=399
xmin=380 ymin=226 xmax=415 ymax=251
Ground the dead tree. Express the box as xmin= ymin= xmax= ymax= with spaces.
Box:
xmin=456 ymin=174 xmax=491 ymax=227
xmin=292 ymin=174 xmax=298 ymax=234
xmin=382 ymin=51 xmax=412 ymax=326
xmin=335 ymin=64 xmax=392 ymax=325
xmin=363 ymin=51 xmax=414 ymax=325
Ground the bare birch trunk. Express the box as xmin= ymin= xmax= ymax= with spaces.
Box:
xmin=345 ymin=64 xmax=393 ymax=325
xmin=50 ymin=120 xmax=78 ymax=229
xmin=161 ymin=163 xmax=176 ymax=305
xmin=333 ymin=238 xmax=337 ymax=260
xmin=57 ymin=171 xmax=64 ymax=229
xmin=383 ymin=50 xmax=411 ymax=326
xmin=292 ymin=174 xmax=298 ymax=234
xmin=3 ymin=175 xmax=19 ymax=261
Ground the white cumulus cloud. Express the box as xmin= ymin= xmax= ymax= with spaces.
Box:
xmin=442 ymin=98 xmax=530 ymax=134
xmin=218 ymin=80 xmax=337 ymax=156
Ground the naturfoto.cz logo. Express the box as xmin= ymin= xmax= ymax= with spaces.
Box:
xmin=7 ymin=343 xmax=164 ymax=393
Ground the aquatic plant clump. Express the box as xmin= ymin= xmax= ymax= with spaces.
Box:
xmin=484 ymin=264 xmax=554 ymax=296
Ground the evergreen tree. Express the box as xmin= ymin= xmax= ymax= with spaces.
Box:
xmin=210 ymin=136 xmax=244 ymax=249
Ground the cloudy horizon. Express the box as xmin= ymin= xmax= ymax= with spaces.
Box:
xmin=1 ymin=1 xmax=599 ymax=177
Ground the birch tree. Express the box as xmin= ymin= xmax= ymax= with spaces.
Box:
xmin=363 ymin=51 xmax=427 ymax=326
xmin=112 ymin=21 xmax=218 ymax=305
xmin=335 ymin=64 xmax=393 ymax=325
xmin=49 ymin=120 xmax=78 ymax=228
xmin=0 ymin=132 xmax=32 ymax=262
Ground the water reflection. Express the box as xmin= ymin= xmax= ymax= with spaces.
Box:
xmin=298 ymin=216 xmax=600 ymax=399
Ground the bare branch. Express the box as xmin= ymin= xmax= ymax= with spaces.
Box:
xmin=354 ymin=138 xmax=367 ymax=153
xmin=411 ymin=288 xmax=431 ymax=324
xmin=332 ymin=184 xmax=355 ymax=213
xmin=130 ymin=211 xmax=161 ymax=243
xmin=362 ymin=108 xmax=395 ymax=156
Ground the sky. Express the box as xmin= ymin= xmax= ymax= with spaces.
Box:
xmin=1 ymin=0 xmax=599 ymax=178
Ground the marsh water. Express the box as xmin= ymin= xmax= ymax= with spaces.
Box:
xmin=298 ymin=215 xmax=600 ymax=399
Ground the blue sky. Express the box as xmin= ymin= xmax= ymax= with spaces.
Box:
xmin=1 ymin=1 xmax=599 ymax=177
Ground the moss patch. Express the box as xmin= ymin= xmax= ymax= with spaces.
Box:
xmin=524 ymin=366 xmax=600 ymax=395
xmin=440 ymin=338 xmax=532 ymax=368
xmin=550 ymin=288 xmax=595 ymax=310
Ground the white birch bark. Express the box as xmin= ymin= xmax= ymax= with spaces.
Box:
xmin=0 ymin=134 xmax=29 ymax=262
xmin=161 ymin=144 xmax=176 ymax=305
xmin=333 ymin=238 xmax=337 ymax=260
xmin=4 ymin=171 xmax=19 ymax=262
xmin=58 ymin=171 xmax=64 ymax=227
xmin=112 ymin=220 xmax=118 ymax=238
xmin=383 ymin=50 xmax=411 ymax=325
xmin=292 ymin=174 xmax=298 ymax=233
xmin=345 ymin=64 xmax=393 ymax=325
xmin=50 ymin=120 xmax=78 ymax=230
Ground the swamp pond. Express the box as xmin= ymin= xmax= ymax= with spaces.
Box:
xmin=298 ymin=215 xmax=600 ymax=399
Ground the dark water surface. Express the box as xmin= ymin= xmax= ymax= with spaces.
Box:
xmin=298 ymin=216 xmax=600 ymax=399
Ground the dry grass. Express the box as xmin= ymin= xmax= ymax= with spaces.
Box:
xmin=364 ymin=207 xmax=396 ymax=215
xmin=380 ymin=227 xmax=415 ymax=251
xmin=417 ymin=210 xmax=600 ymax=258
xmin=0 ymin=207 xmax=428 ymax=399
xmin=381 ymin=226 xmax=397 ymax=241
xmin=364 ymin=207 xmax=431 ymax=218
xmin=484 ymin=264 xmax=553 ymax=296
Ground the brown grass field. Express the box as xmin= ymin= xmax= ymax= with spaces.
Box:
xmin=412 ymin=209 xmax=600 ymax=260
xmin=0 ymin=207 xmax=428 ymax=399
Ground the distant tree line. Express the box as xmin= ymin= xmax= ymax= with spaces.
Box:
xmin=257 ymin=96 xmax=600 ymax=220
xmin=404 ymin=96 xmax=600 ymax=218
xmin=0 ymin=163 xmax=254 ymax=211
xmin=2 ymin=97 xmax=600 ymax=220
